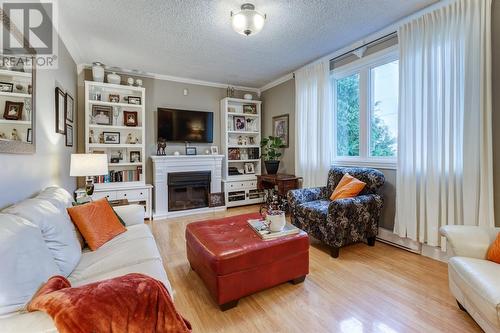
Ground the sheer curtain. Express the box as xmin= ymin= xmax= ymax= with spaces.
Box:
xmin=295 ymin=60 xmax=332 ymax=188
xmin=394 ymin=0 xmax=494 ymax=247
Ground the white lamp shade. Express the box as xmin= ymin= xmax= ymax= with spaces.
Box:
xmin=70 ymin=154 xmax=108 ymax=177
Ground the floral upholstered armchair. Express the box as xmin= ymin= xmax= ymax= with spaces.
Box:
xmin=287 ymin=167 xmax=385 ymax=258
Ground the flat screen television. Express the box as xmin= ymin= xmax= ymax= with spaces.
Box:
xmin=157 ymin=108 xmax=214 ymax=143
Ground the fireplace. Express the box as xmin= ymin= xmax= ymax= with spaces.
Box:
xmin=168 ymin=171 xmax=211 ymax=212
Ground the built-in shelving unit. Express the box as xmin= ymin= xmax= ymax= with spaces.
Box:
xmin=84 ymin=80 xmax=152 ymax=219
xmin=0 ymin=68 xmax=33 ymax=147
xmin=84 ymin=80 xmax=146 ymax=189
xmin=220 ymin=97 xmax=264 ymax=207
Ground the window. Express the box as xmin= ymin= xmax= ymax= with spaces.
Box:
xmin=332 ymin=48 xmax=398 ymax=167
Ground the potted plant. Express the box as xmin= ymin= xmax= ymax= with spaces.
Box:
xmin=260 ymin=136 xmax=284 ymax=175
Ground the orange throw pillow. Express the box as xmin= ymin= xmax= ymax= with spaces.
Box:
xmin=67 ymin=199 xmax=126 ymax=251
xmin=487 ymin=232 xmax=500 ymax=264
xmin=330 ymin=173 xmax=366 ymax=200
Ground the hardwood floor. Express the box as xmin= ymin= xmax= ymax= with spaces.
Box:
xmin=151 ymin=206 xmax=481 ymax=333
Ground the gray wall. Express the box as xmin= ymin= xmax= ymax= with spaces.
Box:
xmin=491 ymin=0 xmax=500 ymax=227
xmin=261 ymin=78 xmax=295 ymax=174
xmin=77 ymin=70 xmax=256 ymax=185
xmin=0 ymin=38 xmax=77 ymax=209
xmin=261 ymin=78 xmax=397 ymax=230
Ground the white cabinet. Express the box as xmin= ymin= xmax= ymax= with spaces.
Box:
xmin=223 ymin=180 xmax=265 ymax=208
xmin=91 ymin=184 xmax=153 ymax=219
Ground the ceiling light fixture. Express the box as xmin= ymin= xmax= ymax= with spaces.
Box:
xmin=231 ymin=3 xmax=266 ymax=36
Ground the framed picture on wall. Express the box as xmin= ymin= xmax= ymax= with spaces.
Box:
xmin=272 ymin=114 xmax=289 ymax=148
xmin=65 ymin=93 xmax=74 ymax=123
xmin=55 ymin=87 xmax=66 ymax=134
xmin=65 ymin=123 xmax=73 ymax=147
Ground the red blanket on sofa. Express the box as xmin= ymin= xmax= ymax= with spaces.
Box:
xmin=27 ymin=273 xmax=191 ymax=333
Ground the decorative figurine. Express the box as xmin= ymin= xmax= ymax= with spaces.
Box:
xmin=11 ymin=128 xmax=20 ymax=141
xmin=126 ymin=133 xmax=134 ymax=144
xmin=0 ymin=132 xmax=6 ymax=139
xmin=157 ymin=138 xmax=167 ymax=155
xmin=238 ymin=136 xmax=243 ymax=145
xmin=99 ymin=133 xmax=104 ymax=144
xmin=89 ymin=129 xmax=96 ymax=143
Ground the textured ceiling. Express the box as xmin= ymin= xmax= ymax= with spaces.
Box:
xmin=58 ymin=0 xmax=437 ymax=88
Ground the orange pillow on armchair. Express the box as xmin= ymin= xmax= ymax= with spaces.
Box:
xmin=330 ymin=173 xmax=366 ymax=200
xmin=67 ymin=198 xmax=126 ymax=251
xmin=487 ymin=232 xmax=500 ymax=264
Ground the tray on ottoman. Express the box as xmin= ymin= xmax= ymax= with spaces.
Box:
xmin=185 ymin=213 xmax=309 ymax=311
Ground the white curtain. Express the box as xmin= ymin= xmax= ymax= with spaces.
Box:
xmin=395 ymin=0 xmax=494 ymax=247
xmin=295 ymin=60 xmax=332 ymax=188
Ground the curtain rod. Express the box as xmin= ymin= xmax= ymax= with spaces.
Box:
xmin=330 ymin=31 xmax=397 ymax=62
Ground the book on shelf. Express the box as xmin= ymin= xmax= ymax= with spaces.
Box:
xmin=93 ymin=166 xmax=143 ymax=183
xmin=247 ymin=219 xmax=300 ymax=240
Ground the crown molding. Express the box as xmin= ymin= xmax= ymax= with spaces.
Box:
xmin=79 ymin=64 xmax=260 ymax=93
xmin=259 ymin=73 xmax=294 ymax=93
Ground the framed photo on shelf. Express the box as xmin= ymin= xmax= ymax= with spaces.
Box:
xmin=210 ymin=146 xmax=218 ymax=155
xmin=103 ymin=131 xmax=120 ymax=144
xmin=65 ymin=93 xmax=74 ymax=123
xmin=244 ymin=162 xmax=255 ymax=174
xmin=228 ymin=148 xmax=240 ymax=160
xmin=92 ymin=105 xmax=113 ymax=125
xmin=0 ymin=82 xmax=13 ymax=93
xmin=55 ymin=87 xmax=65 ymax=134
xmin=65 ymin=123 xmax=73 ymax=147
xmin=272 ymin=114 xmax=289 ymax=148
xmin=186 ymin=147 xmax=197 ymax=155
xmin=243 ymin=104 xmax=257 ymax=114
xmin=123 ymin=111 xmax=138 ymax=127
xmin=108 ymin=94 xmax=120 ymax=103
xmin=208 ymin=192 xmax=225 ymax=208
xmin=233 ymin=116 xmax=246 ymax=131
xmin=130 ymin=151 xmax=141 ymax=163
xmin=3 ymin=101 xmax=24 ymax=120
xmin=127 ymin=96 xmax=141 ymax=105
xmin=27 ymin=128 xmax=32 ymax=143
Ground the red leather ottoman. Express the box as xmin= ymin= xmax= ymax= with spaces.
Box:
xmin=186 ymin=212 xmax=309 ymax=311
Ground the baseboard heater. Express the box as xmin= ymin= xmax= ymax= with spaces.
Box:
xmin=376 ymin=227 xmax=421 ymax=254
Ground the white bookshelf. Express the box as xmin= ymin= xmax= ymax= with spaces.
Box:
xmin=220 ymin=97 xmax=265 ymax=207
xmin=84 ymin=80 xmax=146 ymax=189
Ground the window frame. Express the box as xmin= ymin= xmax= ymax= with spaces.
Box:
xmin=331 ymin=46 xmax=399 ymax=169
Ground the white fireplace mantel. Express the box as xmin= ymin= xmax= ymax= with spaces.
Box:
xmin=151 ymin=155 xmax=225 ymax=219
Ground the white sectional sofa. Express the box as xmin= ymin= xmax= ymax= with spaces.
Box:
xmin=0 ymin=186 xmax=172 ymax=333
xmin=440 ymin=225 xmax=500 ymax=333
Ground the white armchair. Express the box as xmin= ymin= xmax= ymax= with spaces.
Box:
xmin=440 ymin=225 xmax=500 ymax=333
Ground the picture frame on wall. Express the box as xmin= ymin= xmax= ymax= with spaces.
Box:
xmin=272 ymin=114 xmax=289 ymax=148
xmin=65 ymin=123 xmax=73 ymax=147
xmin=103 ymin=131 xmax=120 ymax=144
xmin=55 ymin=87 xmax=66 ymax=134
xmin=65 ymin=93 xmax=74 ymax=123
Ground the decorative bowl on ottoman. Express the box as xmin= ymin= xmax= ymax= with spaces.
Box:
xmin=185 ymin=213 xmax=309 ymax=311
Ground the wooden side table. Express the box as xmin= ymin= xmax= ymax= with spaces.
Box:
xmin=256 ymin=174 xmax=302 ymax=196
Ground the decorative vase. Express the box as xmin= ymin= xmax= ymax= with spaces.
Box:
xmin=92 ymin=62 xmax=105 ymax=82
xmin=135 ymin=79 xmax=143 ymax=87
xmin=264 ymin=160 xmax=280 ymax=175
xmin=107 ymin=72 xmax=121 ymax=85
xmin=243 ymin=93 xmax=253 ymax=100
xmin=266 ymin=210 xmax=286 ymax=232
xmin=127 ymin=77 xmax=134 ymax=86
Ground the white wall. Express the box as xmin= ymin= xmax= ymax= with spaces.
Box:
xmin=0 ymin=38 xmax=77 ymax=209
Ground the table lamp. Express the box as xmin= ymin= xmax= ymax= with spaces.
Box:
xmin=70 ymin=154 xmax=108 ymax=197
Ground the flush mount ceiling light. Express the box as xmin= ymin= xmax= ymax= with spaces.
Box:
xmin=231 ymin=3 xmax=266 ymax=36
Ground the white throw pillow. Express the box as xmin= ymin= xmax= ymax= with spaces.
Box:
xmin=0 ymin=213 xmax=60 ymax=315
xmin=4 ymin=199 xmax=82 ymax=276
xmin=36 ymin=186 xmax=74 ymax=212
